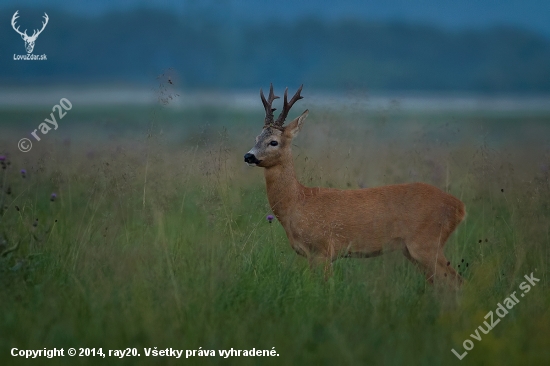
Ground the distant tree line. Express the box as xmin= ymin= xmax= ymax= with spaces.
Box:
xmin=1 ymin=7 xmax=549 ymax=93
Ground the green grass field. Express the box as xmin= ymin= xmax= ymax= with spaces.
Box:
xmin=0 ymin=104 xmax=549 ymax=365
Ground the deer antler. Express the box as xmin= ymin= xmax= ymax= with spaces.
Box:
xmin=260 ymin=83 xmax=279 ymax=127
xmin=11 ymin=11 xmax=48 ymax=40
xmin=30 ymin=13 xmax=49 ymax=39
xmin=11 ymin=10 xmax=27 ymax=38
xmin=274 ymin=85 xmax=304 ymax=127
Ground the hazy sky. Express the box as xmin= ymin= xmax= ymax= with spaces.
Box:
xmin=4 ymin=0 xmax=550 ymax=37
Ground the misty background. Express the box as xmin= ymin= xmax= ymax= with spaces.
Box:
xmin=1 ymin=0 xmax=550 ymax=103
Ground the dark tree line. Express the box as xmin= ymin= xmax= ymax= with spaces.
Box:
xmin=1 ymin=7 xmax=550 ymax=92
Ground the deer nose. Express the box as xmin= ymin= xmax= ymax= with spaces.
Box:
xmin=244 ymin=153 xmax=259 ymax=164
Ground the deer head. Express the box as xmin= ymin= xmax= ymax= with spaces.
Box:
xmin=11 ymin=11 xmax=49 ymax=54
xmin=244 ymin=84 xmax=309 ymax=168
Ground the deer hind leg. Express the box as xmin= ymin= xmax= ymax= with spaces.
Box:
xmin=439 ymin=255 xmax=464 ymax=286
xmin=403 ymin=246 xmax=436 ymax=284
xmin=435 ymin=214 xmax=465 ymax=286
xmin=404 ymin=239 xmax=463 ymax=286
xmin=434 ymin=249 xmax=463 ymax=286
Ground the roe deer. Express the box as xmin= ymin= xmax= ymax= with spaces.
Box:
xmin=244 ymin=85 xmax=465 ymax=286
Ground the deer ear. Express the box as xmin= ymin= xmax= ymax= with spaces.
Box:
xmin=284 ymin=110 xmax=309 ymax=139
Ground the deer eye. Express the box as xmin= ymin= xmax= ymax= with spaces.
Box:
xmin=269 ymin=141 xmax=279 ymax=146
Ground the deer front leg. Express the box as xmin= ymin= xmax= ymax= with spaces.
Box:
xmin=308 ymin=252 xmax=336 ymax=280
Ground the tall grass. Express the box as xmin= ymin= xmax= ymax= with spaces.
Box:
xmin=0 ymin=106 xmax=549 ymax=365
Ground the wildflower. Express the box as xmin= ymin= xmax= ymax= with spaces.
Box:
xmin=50 ymin=193 xmax=57 ymax=202
xmin=20 ymin=169 xmax=26 ymax=178
xmin=0 ymin=155 xmax=5 ymax=161
xmin=267 ymin=214 xmax=274 ymax=223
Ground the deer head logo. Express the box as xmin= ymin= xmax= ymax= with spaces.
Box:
xmin=11 ymin=10 xmax=49 ymax=54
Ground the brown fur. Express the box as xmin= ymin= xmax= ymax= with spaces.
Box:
xmin=247 ymin=110 xmax=465 ymax=286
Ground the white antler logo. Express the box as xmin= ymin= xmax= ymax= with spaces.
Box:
xmin=11 ymin=10 xmax=49 ymax=54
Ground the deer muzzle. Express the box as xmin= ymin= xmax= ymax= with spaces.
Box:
xmin=244 ymin=153 xmax=261 ymax=165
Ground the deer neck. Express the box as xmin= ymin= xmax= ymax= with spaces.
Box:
xmin=263 ymin=159 xmax=302 ymax=220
